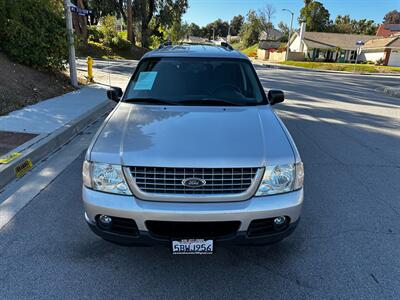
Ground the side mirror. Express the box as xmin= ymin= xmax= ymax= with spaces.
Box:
xmin=268 ymin=90 xmax=284 ymax=105
xmin=107 ymin=87 xmax=123 ymax=102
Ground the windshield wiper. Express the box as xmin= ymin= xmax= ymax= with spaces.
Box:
xmin=177 ymin=98 xmax=250 ymax=106
xmin=124 ymin=98 xmax=177 ymax=105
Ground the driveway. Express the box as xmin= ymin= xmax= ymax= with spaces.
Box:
xmin=1 ymin=63 xmax=399 ymax=299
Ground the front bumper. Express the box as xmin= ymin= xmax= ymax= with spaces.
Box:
xmin=83 ymin=186 xmax=303 ymax=245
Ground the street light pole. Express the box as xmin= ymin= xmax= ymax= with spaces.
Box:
xmin=282 ymin=9 xmax=294 ymax=61
xmin=63 ymin=0 xmax=78 ymax=88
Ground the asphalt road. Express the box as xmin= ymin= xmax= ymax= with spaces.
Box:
xmin=1 ymin=63 xmax=399 ymax=299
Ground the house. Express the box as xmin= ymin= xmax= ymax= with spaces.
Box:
xmin=289 ymin=23 xmax=379 ymax=62
xmin=361 ymin=36 xmax=400 ymax=66
xmin=259 ymin=28 xmax=284 ymax=42
xmin=259 ymin=28 xmax=283 ymax=50
xmin=257 ymin=28 xmax=284 ymax=61
xmin=376 ymin=24 xmax=400 ymax=38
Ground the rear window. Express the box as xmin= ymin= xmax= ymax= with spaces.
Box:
xmin=124 ymin=58 xmax=266 ymax=105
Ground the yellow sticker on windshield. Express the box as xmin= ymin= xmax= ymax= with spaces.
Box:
xmin=14 ymin=159 xmax=33 ymax=178
xmin=0 ymin=152 xmax=22 ymax=164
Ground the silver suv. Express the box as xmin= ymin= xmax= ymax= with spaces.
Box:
xmin=82 ymin=44 xmax=304 ymax=254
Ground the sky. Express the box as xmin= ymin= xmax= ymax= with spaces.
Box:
xmin=183 ymin=0 xmax=399 ymax=29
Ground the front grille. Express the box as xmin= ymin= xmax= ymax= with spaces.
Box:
xmin=130 ymin=167 xmax=259 ymax=195
xmin=146 ymin=221 xmax=241 ymax=239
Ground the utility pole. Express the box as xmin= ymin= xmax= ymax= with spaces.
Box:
xmin=282 ymin=9 xmax=294 ymax=61
xmin=212 ymin=28 xmax=215 ymax=41
xmin=64 ymin=0 xmax=78 ymax=88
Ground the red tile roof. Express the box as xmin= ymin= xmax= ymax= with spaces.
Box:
xmin=376 ymin=24 xmax=400 ymax=37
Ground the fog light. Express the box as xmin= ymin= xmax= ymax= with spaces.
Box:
xmin=273 ymin=216 xmax=286 ymax=226
xmin=98 ymin=215 xmax=112 ymax=229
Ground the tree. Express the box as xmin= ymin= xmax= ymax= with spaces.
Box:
xmin=167 ymin=21 xmax=189 ymax=43
xmin=99 ymin=15 xmax=118 ymax=46
xmin=86 ymin=0 xmax=119 ymax=25
xmin=330 ymin=15 xmax=377 ymax=35
xmin=188 ymin=23 xmax=201 ymax=36
xmin=71 ymin=0 xmax=89 ymax=42
xmin=259 ymin=4 xmax=275 ymax=34
xmin=239 ymin=10 xmax=262 ymax=47
xmin=126 ymin=0 xmax=133 ymax=43
xmin=331 ymin=15 xmax=352 ymax=33
xmin=202 ymin=19 xmax=229 ymax=39
xmin=299 ymin=0 xmax=330 ymax=32
xmin=230 ymin=15 xmax=244 ymax=36
xmin=134 ymin=0 xmax=188 ymax=48
xmin=351 ymin=19 xmax=377 ymax=35
xmin=278 ymin=21 xmax=289 ymax=42
xmin=383 ymin=10 xmax=400 ymax=24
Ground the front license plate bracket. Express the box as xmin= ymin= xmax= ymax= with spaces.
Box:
xmin=172 ymin=239 xmax=213 ymax=255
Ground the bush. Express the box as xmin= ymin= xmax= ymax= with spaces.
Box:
xmin=0 ymin=0 xmax=67 ymax=70
xmin=375 ymin=58 xmax=384 ymax=66
xmin=99 ymin=15 xmax=118 ymax=47
xmin=111 ymin=35 xmax=132 ymax=50
xmin=88 ymin=25 xmax=104 ymax=43
xmin=77 ymin=41 xmax=112 ymax=58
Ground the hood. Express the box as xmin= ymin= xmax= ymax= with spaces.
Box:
xmin=90 ymin=103 xmax=294 ymax=167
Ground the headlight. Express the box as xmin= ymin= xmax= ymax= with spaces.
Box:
xmin=256 ymin=162 xmax=304 ymax=196
xmin=82 ymin=161 xmax=132 ymax=195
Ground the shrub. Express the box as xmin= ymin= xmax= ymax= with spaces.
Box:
xmin=111 ymin=35 xmax=132 ymax=50
xmin=99 ymin=15 xmax=118 ymax=47
xmin=375 ymin=58 xmax=384 ymax=66
xmin=79 ymin=41 xmax=113 ymax=57
xmin=1 ymin=0 xmax=67 ymax=70
xmin=88 ymin=25 xmax=104 ymax=43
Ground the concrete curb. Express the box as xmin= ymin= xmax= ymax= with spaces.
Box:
xmin=0 ymin=100 xmax=114 ymax=191
xmin=383 ymin=86 xmax=400 ymax=98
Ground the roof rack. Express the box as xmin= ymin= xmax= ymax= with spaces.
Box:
xmin=220 ymin=41 xmax=233 ymax=50
xmin=158 ymin=41 xmax=172 ymax=49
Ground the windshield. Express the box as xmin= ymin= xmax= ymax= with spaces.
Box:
xmin=124 ymin=58 xmax=266 ymax=105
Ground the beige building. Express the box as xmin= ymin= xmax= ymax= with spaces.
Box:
xmin=288 ymin=25 xmax=378 ymax=62
xmin=361 ymin=36 xmax=400 ymax=66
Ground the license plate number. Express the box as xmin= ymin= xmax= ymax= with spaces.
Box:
xmin=172 ymin=239 xmax=213 ymax=255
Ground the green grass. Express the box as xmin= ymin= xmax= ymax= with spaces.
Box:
xmin=280 ymin=61 xmax=400 ymax=73
xmin=241 ymin=44 xmax=258 ymax=57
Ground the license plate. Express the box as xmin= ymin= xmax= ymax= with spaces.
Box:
xmin=172 ymin=239 xmax=213 ymax=255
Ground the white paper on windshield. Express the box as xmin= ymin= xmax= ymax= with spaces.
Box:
xmin=133 ymin=71 xmax=157 ymax=90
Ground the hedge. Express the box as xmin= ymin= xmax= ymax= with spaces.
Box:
xmin=0 ymin=0 xmax=67 ymax=70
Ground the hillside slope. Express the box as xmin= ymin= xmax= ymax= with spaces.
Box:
xmin=0 ymin=53 xmax=75 ymax=115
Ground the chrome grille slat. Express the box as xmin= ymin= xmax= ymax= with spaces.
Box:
xmin=136 ymin=182 xmax=251 ymax=186
xmin=129 ymin=167 xmax=259 ymax=195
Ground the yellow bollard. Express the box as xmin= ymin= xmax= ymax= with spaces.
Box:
xmin=87 ymin=56 xmax=94 ymax=82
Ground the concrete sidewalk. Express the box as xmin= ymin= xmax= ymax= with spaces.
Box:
xmin=251 ymin=58 xmax=400 ymax=77
xmin=0 ymin=84 xmax=109 ymax=134
xmin=0 ymin=84 xmax=113 ymax=190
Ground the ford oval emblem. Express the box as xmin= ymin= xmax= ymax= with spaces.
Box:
xmin=182 ymin=178 xmax=206 ymax=188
